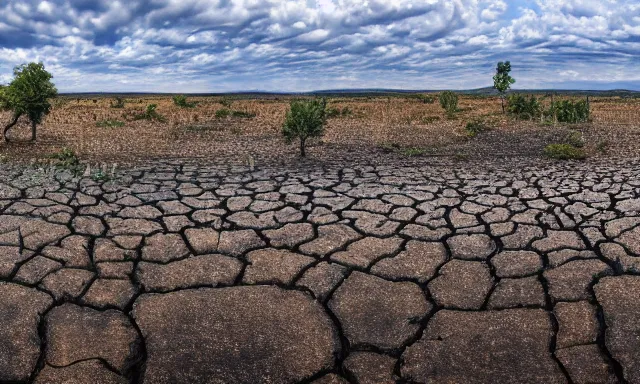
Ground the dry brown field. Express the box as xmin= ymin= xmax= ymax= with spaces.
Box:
xmin=1 ymin=94 xmax=639 ymax=165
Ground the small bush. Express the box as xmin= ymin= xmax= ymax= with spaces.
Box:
xmin=215 ymin=109 xmax=231 ymax=118
xmin=220 ymin=98 xmax=233 ymax=108
xmin=544 ymin=144 xmax=586 ymax=160
xmin=465 ymin=119 xmax=490 ymax=137
xmin=421 ymin=116 xmax=440 ymax=124
xmin=50 ymin=147 xmax=80 ymax=169
xmin=173 ymin=95 xmax=197 ymax=108
xmin=439 ymin=91 xmax=458 ymax=115
xmin=110 ymin=97 xmax=125 ymax=109
xmin=326 ymin=107 xmax=341 ymax=118
xmin=282 ymin=98 xmax=327 ymax=157
xmin=134 ymin=104 xmax=166 ymax=122
xmin=547 ymin=99 xmax=590 ymax=123
xmin=96 ymin=119 xmax=125 ymax=128
xmin=507 ymin=94 xmax=541 ymax=120
xmin=402 ymin=148 xmax=426 ymax=157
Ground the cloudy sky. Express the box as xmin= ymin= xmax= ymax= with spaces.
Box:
xmin=1 ymin=0 xmax=639 ymax=92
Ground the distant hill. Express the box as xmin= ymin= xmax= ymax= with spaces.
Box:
xmin=60 ymin=88 xmax=640 ymax=98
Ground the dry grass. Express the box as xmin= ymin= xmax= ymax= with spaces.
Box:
xmin=1 ymin=94 xmax=639 ymax=164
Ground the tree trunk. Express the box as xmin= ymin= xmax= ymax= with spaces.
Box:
xmin=3 ymin=113 xmax=21 ymax=142
xmin=30 ymin=120 xmax=36 ymax=141
xmin=501 ymin=96 xmax=505 ymax=113
xmin=299 ymin=137 xmax=306 ymax=157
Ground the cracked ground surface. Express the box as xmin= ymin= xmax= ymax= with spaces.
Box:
xmin=2 ymin=158 xmax=640 ymax=383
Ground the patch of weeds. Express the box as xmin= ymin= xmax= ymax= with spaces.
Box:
xmin=220 ymin=98 xmax=233 ymax=108
xmin=378 ymin=142 xmax=402 ymax=153
xmin=96 ymin=119 xmax=125 ymax=128
xmin=173 ymin=95 xmax=198 ymax=108
xmin=231 ymin=110 xmax=256 ymax=118
xmin=465 ymin=118 xmax=490 ymax=137
xmin=215 ymin=109 xmax=231 ymax=118
xmin=326 ymin=106 xmax=353 ymax=118
xmin=91 ymin=169 xmax=110 ymax=182
xmin=596 ymin=140 xmax=609 ymax=153
xmin=110 ymin=97 xmax=125 ymax=109
xmin=0 ymin=154 xmax=9 ymax=163
xmin=401 ymin=148 xmax=426 ymax=157
xmin=50 ymin=147 xmax=80 ymax=170
xmin=421 ymin=116 xmax=440 ymax=124
xmin=544 ymin=144 xmax=586 ymax=160
xmin=454 ymin=152 xmax=468 ymax=161
xmin=565 ymin=130 xmax=585 ymax=148
xmin=133 ymin=104 xmax=166 ymax=122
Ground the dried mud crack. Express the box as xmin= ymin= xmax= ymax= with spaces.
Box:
xmin=1 ymin=157 xmax=640 ymax=383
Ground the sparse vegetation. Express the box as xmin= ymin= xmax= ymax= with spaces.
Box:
xmin=439 ymin=91 xmax=459 ymax=116
xmin=547 ymin=99 xmax=590 ymax=123
xmin=231 ymin=110 xmax=256 ymax=118
xmin=401 ymin=147 xmax=426 ymax=157
xmin=507 ymin=94 xmax=541 ymax=120
xmin=173 ymin=95 xmax=197 ymax=108
xmin=215 ymin=109 xmax=231 ymax=118
xmin=50 ymin=147 xmax=80 ymax=169
xmin=282 ymin=98 xmax=327 ymax=157
xmin=326 ymin=106 xmax=353 ymax=118
xmin=111 ymin=97 xmax=125 ymax=109
xmin=565 ymin=130 xmax=585 ymax=148
xmin=544 ymin=144 xmax=586 ymax=160
xmin=96 ymin=119 xmax=125 ymax=128
xmin=1 ymin=62 xmax=58 ymax=141
xmin=465 ymin=119 xmax=490 ymax=137
xmin=134 ymin=104 xmax=166 ymax=122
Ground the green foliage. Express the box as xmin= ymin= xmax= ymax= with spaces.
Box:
xmin=493 ymin=61 xmax=516 ymax=113
xmin=91 ymin=169 xmax=110 ymax=182
xmin=220 ymin=98 xmax=233 ymax=108
xmin=282 ymin=98 xmax=327 ymax=157
xmin=96 ymin=119 xmax=125 ymax=128
xmin=410 ymin=94 xmax=436 ymax=104
xmin=173 ymin=95 xmax=197 ymax=108
xmin=110 ymin=97 xmax=125 ymax=108
xmin=50 ymin=147 xmax=80 ymax=169
xmin=134 ymin=104 xmax=166 ymax=122
xmin=547 ymin=99 xmax=590 ymax=123
xmin=401 ymin=148 xmax=426 ymax=157
xmin=565 ymin=130 xmax=585 ymax=148
xmin=439 ymin=91 xmax=459 ymax=115
xmin=231 ymin=110 xmax=256 ymax=118
xmin=465 ymin=119 xmax=490 ymax=137
xmin=215 ymin=109 xmax=231 ymax=118
xmin=326 ymin=106 xmax=353 ymax=118
xmin=544 ymin=144 xmax=586 ymax=160
xmin=1 ymin=62 xmax=57 ymax=140
xmin=507 ymin=94 xmax=541 ymax=119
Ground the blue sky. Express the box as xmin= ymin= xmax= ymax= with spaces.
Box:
xmin=1 ymin=0 xmax=639 ymax=92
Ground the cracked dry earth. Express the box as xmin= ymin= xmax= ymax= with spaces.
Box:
xmin=2 ymin=159 xmax=640 ymax=384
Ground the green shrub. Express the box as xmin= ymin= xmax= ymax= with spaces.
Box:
xmin=465 ymin=119 xmax=490 ymax=137
xmin=544 ymin=144 xmax=586 ymax=160
xmin=282 ymin=98 xmax=327 ymax=157
xmin=439 ymin=91 xmax=458 ymax=115
xmin=547 ymin=99 xmax=590 ymax=123
xmin=326 ymin=107 xmax=341 ymax=118
xmin=173 ymin=95 xmax=197 ymax=108
xmin=110 ymin=97 xmax=125 ymax=109
xmin=215 ymin=109 xmax=231 ymax=118
xmin=50 ymin=147 xmax=80 ymax=169
xmin=507 ymin=94 xmax=541 ymax=119
xmin=133 ymin=104 xmax=166 ymax=122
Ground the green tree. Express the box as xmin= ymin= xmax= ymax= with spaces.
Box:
xmin=1 ymin=63 xmax=57 ymax=141
xmin=282 ymin=98 xmax=327 ymax=157
xmin=493 ymin=61 xmax=516 ymax=113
